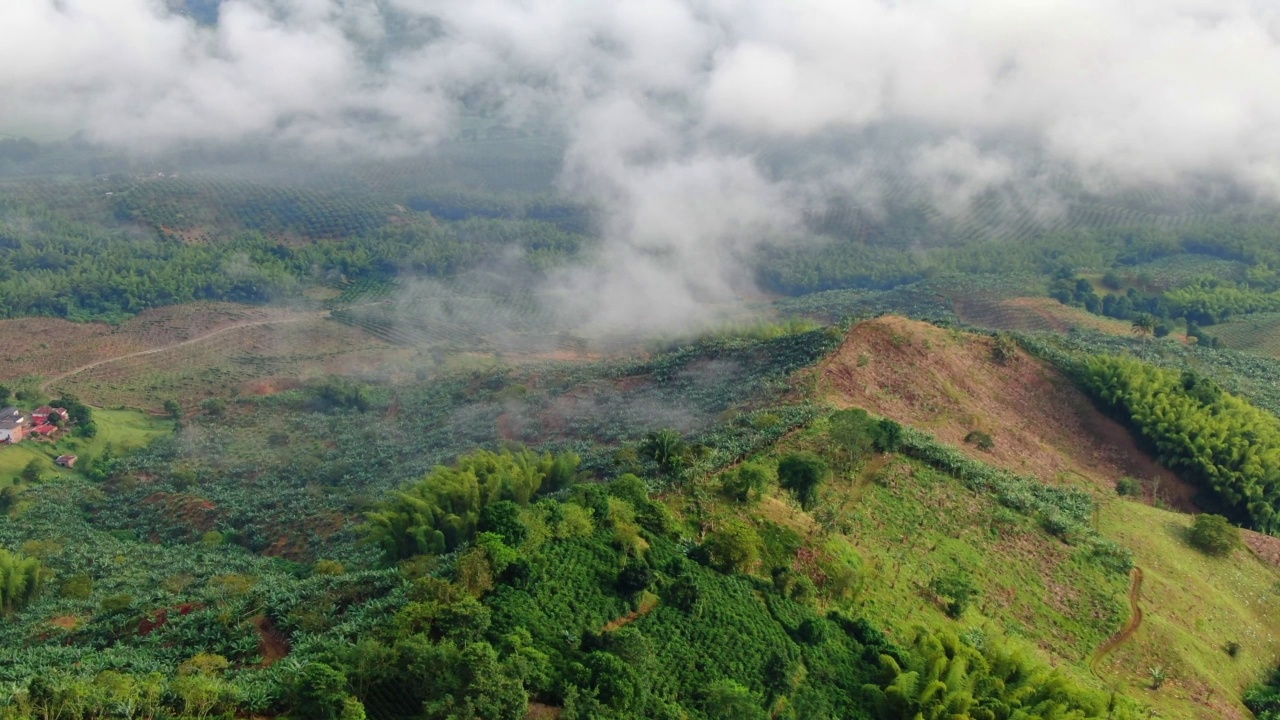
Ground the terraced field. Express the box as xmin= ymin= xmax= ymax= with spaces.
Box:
xmin=1211 ymin=313 xmax=1280 ymax=356
xmin=954 ymin=295 xmax=1138 ymax=335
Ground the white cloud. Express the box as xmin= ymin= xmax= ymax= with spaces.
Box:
xmin=7 ymin=0 xmax=1280 ymax=333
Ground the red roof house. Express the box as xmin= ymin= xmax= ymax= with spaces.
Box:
xmin=32 ymin=407 xmax=68 ymax=423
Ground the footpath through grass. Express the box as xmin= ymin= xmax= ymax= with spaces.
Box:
xmin=1095 ymin=499 xmax=1280 ymax=718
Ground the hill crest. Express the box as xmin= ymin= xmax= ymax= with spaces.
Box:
xmin=819 ymin=315 xmax=1192 ymax=508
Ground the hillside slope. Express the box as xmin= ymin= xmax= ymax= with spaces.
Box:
xmin=819 ymin=316 xmax=1191 ymax=507
xmin=813 ymin=316 xmax=1280 ymax=718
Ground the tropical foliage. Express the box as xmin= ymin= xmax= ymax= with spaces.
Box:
xmin=1081 ymin=355 xmax=1280 ymax=533
xmin=364 ymin=448 xmax=580 ymax=560
xmin=863 ymin=628 xmax=1145 ymax=720
xmin=0 ymin=549 xmax=40 ymax=613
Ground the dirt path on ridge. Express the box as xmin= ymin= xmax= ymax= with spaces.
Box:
xmin=40 ymin=311 xmax=329 ymax=391
xmin=1091 ymin=567 xmax=1145 ymax=676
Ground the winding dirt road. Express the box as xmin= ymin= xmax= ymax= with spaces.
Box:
xmin=40 ymin=311 xmax=329 ymax=391
xmin=1091 ymin=566 xmax=1145 ymax=676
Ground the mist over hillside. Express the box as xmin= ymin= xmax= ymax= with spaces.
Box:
xmin=6 ymin=4 xmax=1280 ymax=720
xmin=6 ymin=0 xmax=1280 ymax=337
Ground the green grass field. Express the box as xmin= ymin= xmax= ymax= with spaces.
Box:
xmin=1097 ymin=499 xmax=1280 ymax=717
xmin=0 ymin=407 xmax=172 ymax=484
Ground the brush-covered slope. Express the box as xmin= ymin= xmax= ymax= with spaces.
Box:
xmin=799 ymin=316 xmax=1280 ymax=719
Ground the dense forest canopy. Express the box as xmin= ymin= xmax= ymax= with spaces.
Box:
xmin=1080 ymin=355 xmax=1280 ymax=532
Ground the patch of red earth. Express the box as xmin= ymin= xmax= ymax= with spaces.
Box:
xmin=48 ymin=615 xmax=81 ymax=630
xmin=600 ymin=594 xmax=659 ymax=633
xmin=496 ymin=412 xmax=526 ymax=442
xmin=262 ymin=536 xmax=311 ymax=561
xmin=611 ymin=375 xmax=648 ymax=392
xmin=242 ymin=377 xmax=304 ymax=396
xmin=820 ymin=316 xmax=1196 ymax=508
xmin=138 ymin=603 xmax=201 ymax=636
xmin=253 ymin=615 xmax=291 ymax=666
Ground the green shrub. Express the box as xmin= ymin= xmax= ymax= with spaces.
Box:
xmin=929 ymin=570 xmax=979 ymax=618
xmin=721 ymin=463 xmax=769 ymax=504
xmin=99 ymin=594 xmax=134 ymax=613
xmin=1149 ymin=665 xmax=1168 ymax=690
xmin=963 ymin=430 xmax=994 ymax=451
xmin=1188 ymin=514 xmax=1241 ymax=556
xmin=992 ymin=333 xmax=1019 ymax=364
xmin=1245 ymin=666 xmax=1280 ymax=720
xmin=59 ymin=573 xmax=93 ymax=600
xmin=1083 ymin=537 xmax=1134 ymax=574
xmin=703 ymin=519 xmax=762 ymax=574
xmin=777 ymin=452 xmax=829 ymax=509
xmin=1115 ymin=477 xmax=1143 ymax=497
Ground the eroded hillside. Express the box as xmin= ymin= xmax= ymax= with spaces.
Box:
xmin=819 ymin=316 xmax=1191 ymax=507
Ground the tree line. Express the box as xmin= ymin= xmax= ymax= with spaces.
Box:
xmin=1082 ymin=355 xmax=1280 ymax=533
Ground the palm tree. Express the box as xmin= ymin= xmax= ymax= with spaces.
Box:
xmin=1131 ymin=313 xmax=1157 ymax=338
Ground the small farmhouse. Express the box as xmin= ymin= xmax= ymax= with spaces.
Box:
xmin=55 ymin=455 xmax=77 ymax=468
xmin=0 ymin=407 xmax=29 ymax=444
xmin=32 ymin=406 xmax=69 ymax=424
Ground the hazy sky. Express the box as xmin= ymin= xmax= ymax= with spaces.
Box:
xmin=6 ymin=0 xmax=1280 ymax=332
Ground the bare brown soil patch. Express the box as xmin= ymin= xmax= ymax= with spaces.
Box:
xmin=243 ymin=377 xmax=305 ymax=396
xmin=253 ymin=615 xmax=291 ymax=666
xmin=600 ymin=592 xmax=659 ymax=633
xmin=526 ymin=703 xmax=562 ymax=720
xmin=48 ymin=615 xmax=81 ymax=630
xmin=820 ymin=316 xmax=1193 ymax=505
xmin=1243 ymin=530 xmax=1280 ymax=570
xmin=141 ymin=492 xmax=220 ymax=534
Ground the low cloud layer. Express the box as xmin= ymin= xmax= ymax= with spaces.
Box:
xmin=6 ymin=0 xmax=1280 ymax=333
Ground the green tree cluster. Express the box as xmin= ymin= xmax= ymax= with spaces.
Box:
xmin=777 ymin=452 xmax=830 ymax=509
xmin=828 ymin=408 xmax=903 ymax=465
xmin=0 ymin=548 xmax=41 ymax=613
xmin=364 ymin=447 xmax=580 ymax=560
xmin=863 ymin=628 xmax=1145 ymax=720
xmin=1082 ymin=355 xmax=1280 ymax=533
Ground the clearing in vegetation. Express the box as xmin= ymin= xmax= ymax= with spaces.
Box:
xmin=0 ymin=302 xmax=401 ymax=410
xmin=0 ymin=407 xmax=171 ymax=483
xmin=817 ymin=316 xmax=1189 ymax=504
